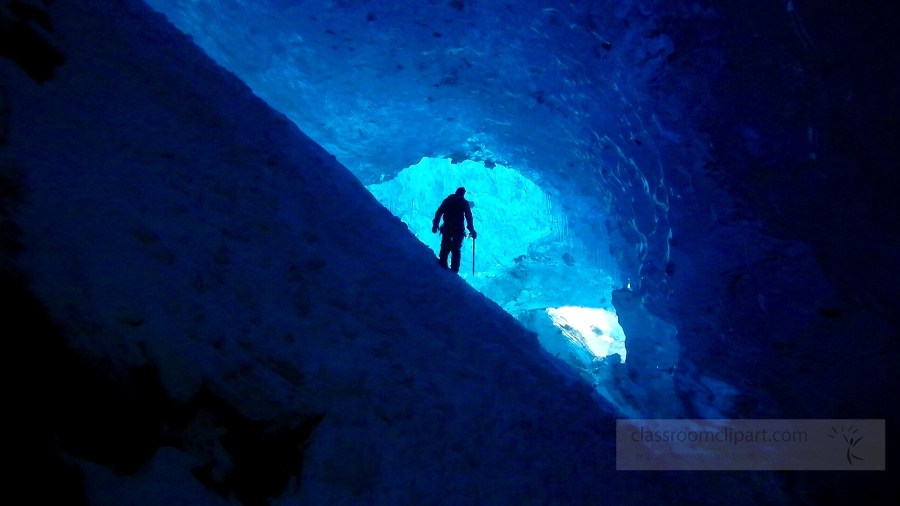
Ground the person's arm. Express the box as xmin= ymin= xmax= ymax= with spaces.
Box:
xmin=432 ymin=200 xmax=446 ymax=233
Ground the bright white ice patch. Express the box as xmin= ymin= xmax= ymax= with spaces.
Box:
xmin=546 ymin=306 xmax=627 ymax=362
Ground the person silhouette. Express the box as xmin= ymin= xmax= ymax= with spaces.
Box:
xmin=432 ymin=187 xmax=477 ymax=273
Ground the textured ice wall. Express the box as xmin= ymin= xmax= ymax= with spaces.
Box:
xmin=144 ymin=0 xmax=676 ymax=297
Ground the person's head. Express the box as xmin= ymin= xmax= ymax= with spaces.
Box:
xmin=455 ymin=187 xmax=466 ymax=196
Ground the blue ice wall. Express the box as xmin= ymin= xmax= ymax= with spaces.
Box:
xmin=144 ymin=0 xmax=675 ymax=298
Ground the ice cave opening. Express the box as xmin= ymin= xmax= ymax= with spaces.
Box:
xmin=138 ymin=0 xmax=677 ymax=413
xmin=366 ymin=156 xmax=627 ymax=385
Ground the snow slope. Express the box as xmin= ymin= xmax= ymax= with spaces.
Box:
xmin=1 ymin=1 xmax=770 ymax=504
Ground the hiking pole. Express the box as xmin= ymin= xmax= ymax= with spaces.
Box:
xmin=472 ymin=237 xmax=476 ymax=275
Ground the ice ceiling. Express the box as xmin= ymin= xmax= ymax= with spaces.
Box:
xmin=144 ymin=0 xmax=680 ymax=376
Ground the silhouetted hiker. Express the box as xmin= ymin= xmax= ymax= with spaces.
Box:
xmin=432 ymin=187 xmax=477 ymax=273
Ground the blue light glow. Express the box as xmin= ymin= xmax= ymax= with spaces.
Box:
xmin=367 ymin=157 xmax=557 ymax=282
xmin=367 ymin=156 xmax=627 ymax=372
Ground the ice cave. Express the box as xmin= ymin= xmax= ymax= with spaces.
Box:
xmin=1 ymin=0 xmax=897 ymax=504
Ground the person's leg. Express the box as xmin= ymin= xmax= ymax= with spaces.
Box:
xmin=438 ymin=234 xmax=451 ymax=269
xmin=449 ymin=235 xmax=463 ymax=273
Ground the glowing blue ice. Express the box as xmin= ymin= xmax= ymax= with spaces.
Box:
xmin=367 ymin=157 xmax=627 ymax=378
xmin=367 ymin=157 xmax=557 ymax=283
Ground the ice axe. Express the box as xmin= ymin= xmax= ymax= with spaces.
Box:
xmin=472 ymin=236 xmax=476 ymax=275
